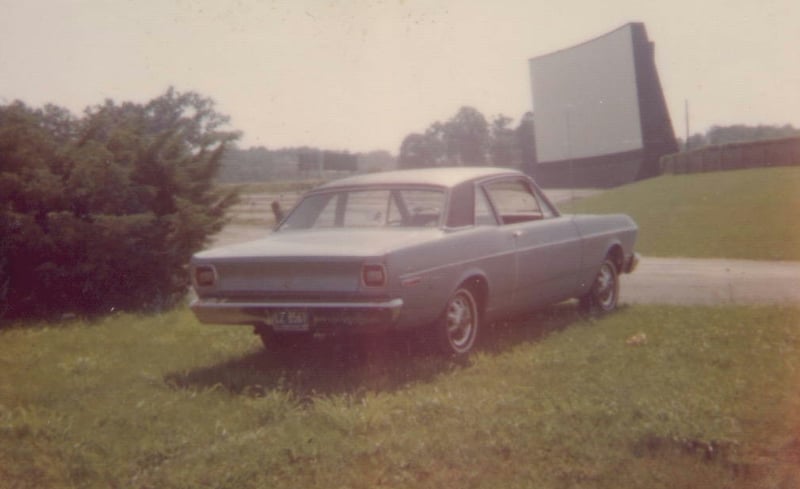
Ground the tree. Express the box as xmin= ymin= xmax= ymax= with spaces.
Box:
xmin=489 ymin=114 xmax=517 ymax=167
xmin=706 ymin=124 xmax=800 ymax=145
xmin=516 ymin=112 xmax=537 ymax=172
xmin=442 ymin=107 xmax=489 ymax=165
xmin=0 ymin=88 xmax=239 ymax=320
xmin=684 ymin=132 xmax=708 ymax=150
xmin=217 ymin=146 xmax=276 ymax=182
xmin=398 ymin=133 xmax=444 ymax=168
xmin=359 ymin=150 xmax=396 ymax=172
xmin=398 ymin=106 xmax=493 ymax=168
xmin=681 ymin=124 xmax=800 ymax=150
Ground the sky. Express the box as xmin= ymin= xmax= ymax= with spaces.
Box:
xmin=1 ymin=0 xmax=799 ymax=154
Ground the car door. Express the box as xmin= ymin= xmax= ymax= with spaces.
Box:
xmin=482 ymin=177 xmax=583 ymax=311
xmin=443 ymin=181 xmax=518 ymax=320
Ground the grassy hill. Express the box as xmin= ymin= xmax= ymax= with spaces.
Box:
xmin=560 ymin=167 xmax=800 ymax=261
xmin=2 ymin=306 xmax=799 ymax=488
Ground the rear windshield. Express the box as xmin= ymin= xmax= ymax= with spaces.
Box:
xmin=279 ymin=188 xmax=446 ymax=230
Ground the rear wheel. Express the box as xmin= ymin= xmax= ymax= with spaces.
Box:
xmin=580 ymin=258 xmax=619 ymax=314
xmin=434 ymin=287 xmax=480 ymax=357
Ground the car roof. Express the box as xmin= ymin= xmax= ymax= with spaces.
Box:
xmin=314 ymin=167 xmax=526 ymax=191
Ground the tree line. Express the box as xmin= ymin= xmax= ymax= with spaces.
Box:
xmin=219 ymin=114 xmax=800 ymax=182
xmin=398 ymin=106 xmax=536 ymax=169
xmin=684 ymin=124 xmax=800 ymax=150
xmin=217 ymin=147 xmax=396 ymax=182
xmin=0 ymin=89 xmax=238 ymax=320
xmin=401 ymin=109 xmax=800 ymax=168
xmin=220 ymin=106 xmax=537 ymax=181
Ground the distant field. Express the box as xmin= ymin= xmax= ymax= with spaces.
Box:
xmin=560 ymin=167 xmax=800 ymax=261
xmin=2 ymin=305 xmax=799 ymax=488
xmin=221 ymin=179 xmax=323 ymax=195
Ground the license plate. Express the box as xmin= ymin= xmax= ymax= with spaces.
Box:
xmin=272 ymin=309 xmax=309 ymax=332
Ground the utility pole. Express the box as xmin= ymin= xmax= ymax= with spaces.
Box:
xmin=685 ymin=99 xmax=690 ymax=151
xmin=565 ymin=106 xmax=574 ymax=200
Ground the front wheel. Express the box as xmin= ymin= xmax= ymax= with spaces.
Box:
xmin=580 ymin=258 xmax=619 ymax=314
xmin=434 ymin=287 xmax=480 ymax=357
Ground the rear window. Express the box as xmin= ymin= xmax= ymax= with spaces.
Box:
xmin=279 ymin=188 xmax=446 ymax=230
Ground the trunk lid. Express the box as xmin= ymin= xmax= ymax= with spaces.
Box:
xmin=192 ymin=228 xmax=440 ymax=296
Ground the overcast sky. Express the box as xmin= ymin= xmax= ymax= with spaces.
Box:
xmin=2 ymin=0 xmax=798 ymax=154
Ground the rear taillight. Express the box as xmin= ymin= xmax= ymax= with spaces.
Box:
xmin=194 ymin=265 xmax=216 ymax=287
xmin=361 ymin=264 xmax=386 ymax=287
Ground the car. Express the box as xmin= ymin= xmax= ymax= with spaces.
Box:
xmin=189 ymin=167 xmax=639 ymax=356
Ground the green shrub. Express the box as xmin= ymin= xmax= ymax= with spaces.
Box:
xmin=0 ymin=89 xmax=239 ymax=320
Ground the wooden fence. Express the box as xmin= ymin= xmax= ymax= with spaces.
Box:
xmin=660 ymin=136 xmax=800 ymax=174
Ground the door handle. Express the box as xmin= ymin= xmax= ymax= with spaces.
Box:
xmin=512 ymin=230 xmax=523 ymax=238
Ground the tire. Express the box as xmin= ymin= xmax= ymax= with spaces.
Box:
xmin=434 ymin=287 xmax=480 ymax=356
xmin=579 ymin=258 xmax=619 ymax=315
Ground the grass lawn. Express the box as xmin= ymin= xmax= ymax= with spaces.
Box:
xmin=2 ymin=305 xmax=799 ymax=488
xmin=559 ymin=167 xmax=800 ymax=261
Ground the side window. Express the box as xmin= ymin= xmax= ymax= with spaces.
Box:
xmin=314 ymin=194 xmax=339 ymax=227
xmin=534 ymin=188 xmax=558 ymax=219
xmin=446 ymin=183 xmax=474 ymax=227
xmin=475 ymin=187 xmax=497 ymax=226
xmin=342 ymin=190 xmax=390 ymax=227
xmin=386 ymin=194 xmax=403 ymax=225
xmin=401 ymin=189 xmax=444 ymax=227
xmin=280 ymin=193 xmax=336 ymax=229
xmin=484 ymin=179 xmax=543 ymax=225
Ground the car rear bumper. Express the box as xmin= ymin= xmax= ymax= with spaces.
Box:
xmin=190 ymin=297 xmax=404 ymax=331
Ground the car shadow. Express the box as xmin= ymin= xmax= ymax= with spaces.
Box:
xmin=164 ymin=302 xmax=591 ymax=399
xmin=479 ymin=301 xmax=589 ymax=354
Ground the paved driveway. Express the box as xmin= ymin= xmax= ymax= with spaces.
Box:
xmin=621 ymin=256 xmax=800 ymax=305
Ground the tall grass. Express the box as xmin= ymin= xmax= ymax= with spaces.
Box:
xmin=2 ymin=305 xmax=799 ymax=488
xmin=560 ymin=167 xmax=800 ymax=261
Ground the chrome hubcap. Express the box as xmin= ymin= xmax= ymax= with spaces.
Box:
xmin=594 ymin=263 xmax=617 ymax=309
xmin=446 ymin=292 xmax=475 ymax=350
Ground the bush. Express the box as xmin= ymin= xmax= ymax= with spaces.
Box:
xmin=0 ymin=88 xmax=239 ymax=320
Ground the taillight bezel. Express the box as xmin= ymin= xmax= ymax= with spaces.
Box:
xmin=361 ymin=263 xmax=387 ymax=287
xmin=193 ymin=265 xmax=217 ymax=287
